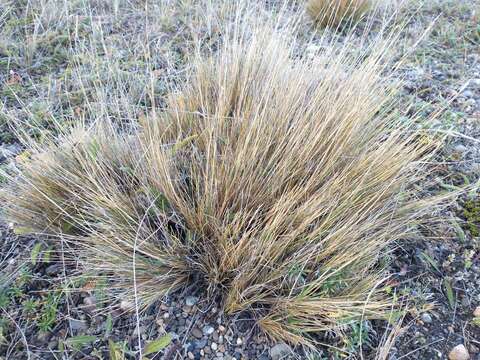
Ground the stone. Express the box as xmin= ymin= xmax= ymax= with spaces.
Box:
xmin=449 ymin=344 xmax=470 ymax=360
xmin=421 ymin=313 xmax=432 ymax=323
xmin=211 ymin=342 xmax=218 ymax=351
xmin=36 ymin=331 xmax=52 ymax=343
xmin=82 ymin=296 xmax=97 ymax=313
xmin=191 ymin=327 xmax=203 ymax=339
xmin=270 ymin=343 xmax=293 ymax=360
xmin=236 ymin=337 xmax=243 ymax=345
xmin=195 ymin=339 xmax=207 ymax=349
xmin=185 ymin=296 xmax=198 ymax=307
xmin=45 ymin=264 xmax=62 ymax=276
xmin=120 ymin=299 xmax=133 ymax=310
xmin=465 ymin=99 xmax=476 ymax=107
xmin=470 ymin=163 xmax=480 ymax=174
xmin=69 ymin=318 xmax=88 ymax=331
xmin=453 ymin=144 xmax=467 ymax=154
xmin=462 ymin=90 xmax=474 ymax=98
xmin=203 ymin=325 xmax=215 ymax=336
xmin=187 ymin=352 xmax=195 ymax=360
xmin=474 ymin=306 xmax=480 ymax=317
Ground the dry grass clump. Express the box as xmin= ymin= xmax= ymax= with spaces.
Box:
xmin=3 ymin=25 xmax=438 ymax=347
xmin=307 ymin=0 xmax=372 ymax=27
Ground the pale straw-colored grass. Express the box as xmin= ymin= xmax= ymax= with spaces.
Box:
xmin=2 ymin=1 xmax=444 ymax=350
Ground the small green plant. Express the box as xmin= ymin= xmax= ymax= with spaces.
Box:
xmin=0 ymin=289 xmax=10 ymax=308
xmin=22 ymin=298 xmax=38 ymax=314
xmin=343 ymin=321 xmax=374 ymax=352
xmin=38 ymin=293 xmax=60 ymax=332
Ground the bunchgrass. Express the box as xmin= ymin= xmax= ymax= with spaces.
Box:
xmin=2 ymin=3 xmax=443 ymax=350
xmin=306 ymin=0 xmax=372 ymax=28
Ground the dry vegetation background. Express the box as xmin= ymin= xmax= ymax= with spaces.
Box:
xmin=0 ymin=0 xmax=479 ymax=359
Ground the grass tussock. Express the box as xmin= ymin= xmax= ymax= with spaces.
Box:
xmin=307 ymin=0 xmax=372 ymax=27
xmin=3 ymin=23 xmax=440 ymax=347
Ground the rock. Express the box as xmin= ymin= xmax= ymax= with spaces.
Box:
xmin=82 ymin=296 xmax=96 ymax=314
xmin=470 ymin=163 xmax=480 ymax=174
xmin=191 ymin=327 xmax=203 ymax=339
xmin=270 ymin=343 xmax=292 ymax=360
xmin=421 ymin=313 xmax=432 ymax=323
xmin=236 ymin=337 xmax=243 ymax=346
xmin=187 ymin=352 xmax=195 ymax=360
xmin=462 ymin=90 xmax=474 ymax=98
xmin=453 ymin=144 xmax=467 ymax=154
xmin=474 ymin=306 xmax=480 ymax=317
xmin=185 ymin=296 xmax=198 ymax=306
xmin=120 ymin=299 xmax=133 ymax=310
xmin=211 ymin=342 xmax=218 ymax=351
xmin=195 ymin=339 xmax=207 ymax=349
xmin=45 ymin=264 xmax=62 ymax=276
xmin=449 ymin=344 xmax=470 ymax=360
xmin=36 ymin=331 xmax=52 ymax=343
xmin=69 ymin=318 xmax=88 ymax=331
xmin=218 ymin=325 xmax=226 ymax=333
xmin=464 ymin=99 xmax=476 ymax=107
xmin=203 ymin=325 xmax=215 ymax=336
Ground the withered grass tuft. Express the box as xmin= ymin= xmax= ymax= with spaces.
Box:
xmin=2 ymin=16 xmax=442 ymax=347
xmin=306 ymin=0 xmax=372 ymax=28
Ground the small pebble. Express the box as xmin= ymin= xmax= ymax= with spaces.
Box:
xmin=453 ymin=144 xmax=467 ymax=154
xmin=474 ymin=306 xmax=480 ymax=317
xmin=421 ymin=313 xmax=432 ymax=323
xmin=195 ymin=339 xmax=207 ymax=349
xmin=120 ymin=300 xmax=132 ymax=310
xmin=211 ymin=342 xmax=218 ymax=351
xmin=203 ymin=325 xmax=215 ymax=336
xmin=191 ymin=327 xmax=203 ymax=339
xmin=185 ymin=296 xmax=198 ymax=307
xmin=449 ymin=344 xmax=470 ymax=360
xmin=69 ymin=318 xmax=88 ymax=331
xmin=236 ymin=337 xmax=243 ymax=346
xmin=270 ymin=343 xmax=293 ymax=360
xmin=187 ymin=352 xmax=195 ymax=360
xmin=465 ymin=98 xmax=476 ymax=107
